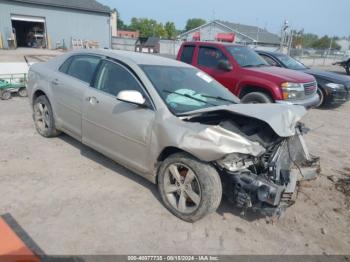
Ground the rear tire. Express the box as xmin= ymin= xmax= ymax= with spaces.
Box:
xmin=158 ymin=153 xmax=222 ymax=222
xmin=241 ymin=92 xmax=273 ymax=104
xmin=1 ymin=91 xmax=12 ymax=100
xmin=33 ymin=95 xmax=61 ymax=137
xmin=18 ymin=87 xmax=28 ymax=97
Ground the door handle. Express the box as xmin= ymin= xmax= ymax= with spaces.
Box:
xmin=86 ymin=96 xmax=99 ymax=104
xmin=51 ymin=79 xmax=59 ymax=85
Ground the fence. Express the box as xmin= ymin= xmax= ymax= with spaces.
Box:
xmin=111 ymin=37 xmax=137 ymax=52
xmin=111 ymin=37 xmax=182 ymax=56
xmin=111 ymin=37 xmax=348 ymax=68
xmin=290 ymin=48 xmax=347 ymax=67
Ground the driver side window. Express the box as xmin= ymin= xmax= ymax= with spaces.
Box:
xmin=94 ymin=60 xmax=144 ymax=97
xmin=198 ymin=46 xmax=228 ymax=68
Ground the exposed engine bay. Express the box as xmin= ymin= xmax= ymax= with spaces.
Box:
xmin=185 ymin=110 xmax=320 ymax=217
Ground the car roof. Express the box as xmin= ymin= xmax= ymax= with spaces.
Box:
xmin=256 ymin=50 xmax=284 ymax=56
xmin=69 ymin=49 xmax=189 ymax=67
xmin=182 ymin=41 xmax=246 ymax=48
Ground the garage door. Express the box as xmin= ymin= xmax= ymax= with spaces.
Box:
xmin=11 ymin=15 xmax=45 ymax=23
xmin=11 ymin=15 xmax=47 ymax=48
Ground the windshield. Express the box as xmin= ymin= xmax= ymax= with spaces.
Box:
xmin=275 ymin=54 xmax=307 ymax=70
xmin=141 ymin=65 xmax=240 ymax=115
xmin=225 ymin=46 xmax=268 ymax=67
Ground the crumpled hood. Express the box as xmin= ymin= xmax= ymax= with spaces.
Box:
xmin=181 ymin=103 xmax=307 ymax=137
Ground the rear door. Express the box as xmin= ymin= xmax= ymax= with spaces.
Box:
xmin=52 ymin=55 xmax=101 ymax=139
xmin=195 ymin=46 xmax=235 ymax=93
xmin=82 ymin=59 xmax=155 ymax=173
xmin=178 ymin=45 xmax=195 ymax=64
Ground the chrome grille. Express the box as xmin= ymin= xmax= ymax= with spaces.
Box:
xmin=304 ymin=81 xmax=317 ymax=96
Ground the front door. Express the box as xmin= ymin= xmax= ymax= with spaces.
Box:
xmin=195 ymin=46 xmax=235 ymax=93
xmin=82 ymin=59 xmax=155 ymax=173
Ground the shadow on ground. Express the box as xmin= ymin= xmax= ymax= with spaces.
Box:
xmin=58 ymin=134 xmax=264 ymax=222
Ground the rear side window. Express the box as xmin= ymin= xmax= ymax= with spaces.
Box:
xmin=66 ymin=55 xmax=101 ymax=83
xmin=180 ymin=45 xmax=195 ymax=64
xmin=198 ymin=46 xmax=228 ymax=68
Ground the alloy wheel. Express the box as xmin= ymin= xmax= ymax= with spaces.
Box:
xmin=164 ymin=163 xmax=202 ymax=214
xmin=34 ymin=102 xmax=50 ymax=134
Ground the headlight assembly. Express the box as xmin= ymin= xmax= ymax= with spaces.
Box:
xmin=325 ymin=83 xmax=345 ymax=89
xmin=217 ymin=153 xmax=255 ymax=172
xmin=281 ymin=82 xmax=305 ymax=100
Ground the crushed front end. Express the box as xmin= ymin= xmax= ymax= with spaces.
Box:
xmin=217 ymin=124 xmax=320 ymax=217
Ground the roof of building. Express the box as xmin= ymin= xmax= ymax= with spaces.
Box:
xmin=217 ymin=20 xmax=280 ymax=44
xmin=9 ymin=0 xmax=111 ymax=14
xmin=179 ymin=20 xmax=280 ymax=45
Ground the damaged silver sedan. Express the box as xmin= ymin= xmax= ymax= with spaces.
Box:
xmin=27 ymin=50 xmax=319 ymax=222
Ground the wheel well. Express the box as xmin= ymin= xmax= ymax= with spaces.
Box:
xmin=32 ymin=90 xmax=46 ymax=105
xmin=157 ymin=147 xmax=184 ymax=162
xmin=239 ymin=86 xmax=273 ymax=100
xmin=155 ymin=147 xmax=193 ymax=184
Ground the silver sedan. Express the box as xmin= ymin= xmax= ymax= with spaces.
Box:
xmin=27 ymin=50 xmax=319 ymax=222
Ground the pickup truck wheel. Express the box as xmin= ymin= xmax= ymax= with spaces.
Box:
xmin=33 ymin=95 xmax=61 ymax=137
xmin=158 ymin=153 xmax=222 ymax=222
xmin=1 ymin=91 xmax=12 ymax=100
xmin=241 ymin=92 xmax=273 ymax=104
xmin=18 ymin=87 xmax=28 ymax=97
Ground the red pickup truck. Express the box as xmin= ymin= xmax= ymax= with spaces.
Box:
xmin=177 ymin=42 xmax=319 ymax=107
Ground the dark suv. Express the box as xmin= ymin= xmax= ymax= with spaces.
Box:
xmin=258 ymin=50 xmax=350 ymax=107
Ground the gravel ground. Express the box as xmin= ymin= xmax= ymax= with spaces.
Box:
xmin=0 ymin=95 xmax=349 ymax=255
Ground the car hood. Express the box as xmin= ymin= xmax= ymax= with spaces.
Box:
xmin=180 ymin=103 xmax=307 ymax=137
xmin=302 ymin=68 xmax=350 ymax=84
xmin=248 ymin=66 xmax=315 ymax=83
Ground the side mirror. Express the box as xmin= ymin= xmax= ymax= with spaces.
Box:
xmin=117 ymin=90 xmax=146 ymax=106
xmin=218 ymin=60 xmax=233 ymax=72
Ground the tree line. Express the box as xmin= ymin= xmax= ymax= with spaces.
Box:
xmin=292 ymin=30 xmax=341 ymax=50
xmin=117 ymin=10 xmax=343 ymax=50
xmin=117 ymin=10 xmax=206 ymax=39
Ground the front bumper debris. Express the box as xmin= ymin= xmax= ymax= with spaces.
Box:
xmin=276 ymin=93 xmax=320 ymax=108
xmin=220 ymin=129 xmax=320 ymax=217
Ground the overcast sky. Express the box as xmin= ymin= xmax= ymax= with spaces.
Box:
xmin=99 ymin=0 xmax=349 ymax=37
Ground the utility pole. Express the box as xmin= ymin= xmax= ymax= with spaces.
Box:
xmin=280 ymin=20 xmax=289 ymax=52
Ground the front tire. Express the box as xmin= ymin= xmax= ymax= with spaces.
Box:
xmin=315 ymin=87 xmax=325 ymax=108
xmin=158 ymin=153 xmax=222 ymax=222
xmin=33 ymin=95 xmax=61 ymax=137
xmin=241 ymin=92 xmax=273 ymax=104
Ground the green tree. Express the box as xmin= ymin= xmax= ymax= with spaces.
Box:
xmin=312 ymin=35 xmax=340 ymax=50
xmin=185 ymin=18 xmax=206 ymax=32
xmin=130 ymin=18 xmax=171 ymax=38
xmin=301 ymin=33 xmax=319 ymax=48
xmin=154 ymin=23 xmax=167 ymax=38
xmin=164 ymin=22 xmax=177 ymax=39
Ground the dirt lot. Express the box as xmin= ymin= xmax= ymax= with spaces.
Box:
xmin=0 ymin=95 xmax=349 ymax=255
